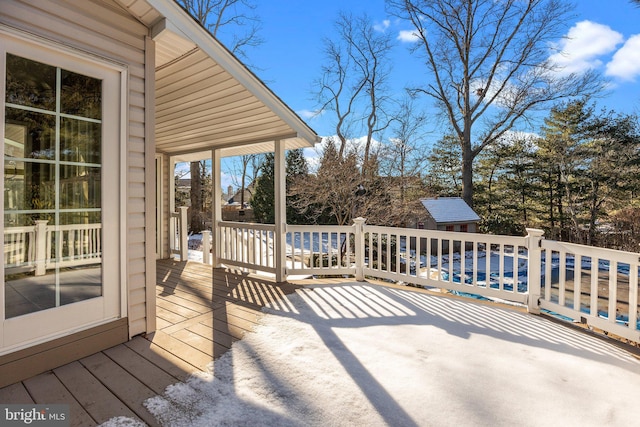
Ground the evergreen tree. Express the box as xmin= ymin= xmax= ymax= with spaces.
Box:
xmin=251 ymin=153 xmax=275 ymax=224
xmin=474 ymin=135 xmax=536 ymax=235
xmin=579 ymin=111 xmax=640 ymax=244
xmin=426 ymin=135 xmax=462 ymax=196
xmin=536 ymin=100 xmax=592 ymax=241
xmin=286 ymin=149 xmax=310 ymax=225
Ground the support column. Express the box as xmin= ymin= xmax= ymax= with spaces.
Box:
xmin=212 ymin=149 xmax=222 ymax=268
xmin=178 ymin=206 xmax=188 ymax=261
xmin=353 ymin=217 xmax=366 ymax=281
xmin=274 ymin=140 xmax=286 ymax=282
xmin=168 ymin=156 xmax=177 ymax=255
xmin=201 ymin=230 xmax=211 ymax=265
xmin=526 ymin=228 xmax=545 ymax=314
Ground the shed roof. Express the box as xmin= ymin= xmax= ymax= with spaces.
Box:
xmin=115 ymin=0 xmax=320 ymax=161
xmin=421 ymin=198 xmax=480 ymax=224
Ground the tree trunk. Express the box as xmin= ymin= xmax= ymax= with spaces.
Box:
xmin=190 ymin=161 xmax=203 ymax=233
xmin=461 ymin=143 xmax=474 ymax=207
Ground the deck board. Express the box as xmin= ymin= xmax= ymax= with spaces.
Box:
xmin=0 ymin=260 xmax=299 ymax=426
xmin=102 ymin=345 xmax=180 ymax=395
xmin=123 ymin=337 xmax=199 ymax=382
xmin=53 ymin=361 xmax=142 ymax=425
xmin=79 ymin=352 xmax=159 ymax=426
xmin=23 ymin=372 xmax=97 ymax=427
xmin=0 ymin=382 xmax=34 ymax=404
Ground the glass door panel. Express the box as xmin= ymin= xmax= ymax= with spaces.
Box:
xmin=4 ymin=53 xmax=103 ymax=320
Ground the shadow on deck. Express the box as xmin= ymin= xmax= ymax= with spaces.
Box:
xmin=1 ymin=260 xmax=639 ymax=426
xmin=0 ymin=259 xmax=298 ymax=426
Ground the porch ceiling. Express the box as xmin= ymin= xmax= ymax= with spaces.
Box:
xmin=116 ymin=0 xmax=320 ymax=158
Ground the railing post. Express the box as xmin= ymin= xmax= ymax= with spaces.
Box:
xmin=354 ymin=217 xmax=366 ymax=281
xmin=526 ymin=228 xmax=545 ymax=314
xmin=201 ymin=230 xmax=211 ymax=265
xmin=178 ymin=206 xmax=188 ymax=261
xmin=34 ymin=220 xmax=48 ymax=276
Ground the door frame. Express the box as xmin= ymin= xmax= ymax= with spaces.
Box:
xmin=0 ymin=26 xmax=128 ymax=354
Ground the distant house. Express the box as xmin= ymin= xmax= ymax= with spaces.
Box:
xmin=223 ymin=182 xmax=255 ymax=222
xmin=418 ymin=197 xmax=481 ymax=233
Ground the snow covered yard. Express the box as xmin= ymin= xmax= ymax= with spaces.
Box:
xmin=104 ymin=282 xmax=640 ymax=427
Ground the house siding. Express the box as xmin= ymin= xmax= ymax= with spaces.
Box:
xmin=162 ymin=154 xmax=170 ymax=259
xmin=1 ymin=0 xmax=153 ymax=339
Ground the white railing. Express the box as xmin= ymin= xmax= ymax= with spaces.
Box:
xmin=361 ymin=224 xmax=531 ymax=305
xmin=204 ymin=218 xmax=639 ymax=343
xmin=286 ymin=223 xmax=358 ymax=277
xmin=170 ymin=206 xmax=188 ymax=261
xmin=539 ymin=240 xmax=639 ymax=343
xmin=4 ymin=224 xmax=37 ymax=273
xmin=4 ymin=221 xmax=102 ymax=275
xmin=218 ymin=221 xmax=277 ymax=274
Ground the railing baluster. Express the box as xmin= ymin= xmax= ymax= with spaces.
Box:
xmin=461 ymin=239 xmax=466 ymax=286
xmin=485 ymin=242 xmax=491 ymax=288
xmin=498 ymin=244 xmax=504 ymax=291
xmin=559 ymin=251 xmax=566 ymax=306
xmin=512 ymin=245 xmax=517 ymax=291
xmin=436 ymin=238 xmax=442 ymax=282
xmin=608 ymin=260 xmax=617 ymax=324
xmin=629 ymin=266 xmax=638 ymax=333
xmin=574 ymin=255 xmax=582 ymax=313
xmin=590 ymin=258 xmax=599 ymax=318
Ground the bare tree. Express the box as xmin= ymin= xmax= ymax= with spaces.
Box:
xmin=225 ymin=153 xmax=264 ymax=204
xmin=177 ymin=0 xmax=262 ymax=62
xmin=314 ymin=12 xmax=394 ymax=176
xmin=380 ymin=96 xmax=431 ymax=225
xmin=387 ymin=0 xmax=603 ymax=206
xmin=289 ymin=138 xmax=362 ymax=225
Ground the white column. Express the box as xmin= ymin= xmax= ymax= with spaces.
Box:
xmin=201 ymin=230 xmax=211 ymax=265
xmin=526 ymin=228 xmax=545 ymax=314
xmin=169 ymin=156 xmax=177 ymax=255
xmin=211 ymin=149 xmax=222 ymax=268
xmin=353 ymin=217 xmax=366 ymax=281
xmin=178 ymin=206 xmax=188 ymax=261
xmin=274 ymin=140 xmax=286 ymax=282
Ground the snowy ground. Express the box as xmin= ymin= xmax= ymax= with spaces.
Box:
xmin=103 ymin=282 xmax=640 ymax=427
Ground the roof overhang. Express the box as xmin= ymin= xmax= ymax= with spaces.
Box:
xmin=115 ymin=0 xmax=320 ymax=159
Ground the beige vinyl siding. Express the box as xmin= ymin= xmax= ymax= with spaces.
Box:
xmin=1 ymin=0 xmax=153 ymax=336
xmin=160 ymin=154 xmax=170 ymax=259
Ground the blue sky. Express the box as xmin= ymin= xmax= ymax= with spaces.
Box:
xmin=208 ymin=1 xmax=640 ymax=190
xmin=248 ymin=0 xmax=640 ymax=138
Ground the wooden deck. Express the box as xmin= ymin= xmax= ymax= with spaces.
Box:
xmin=0 ymin=259 xmax=300 ymax=426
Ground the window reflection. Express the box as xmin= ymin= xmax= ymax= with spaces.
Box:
xmin=60 ymin=165 xmax=101 ymax=209
xmin=61 ymin=70 xmax=101 ymax=119
xmin=5 ymin=108 xmax=56 ymax=159
xmin=60 ymin=118 xmax=101 ymax=164
xmin=4 ymin=54 xmax=103 ymax=319
xmin=5 ymin=54 xmax=56 ymax=111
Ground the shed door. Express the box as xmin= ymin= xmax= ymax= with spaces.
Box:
xmin=1 ymin=34 xmax=122 ymax=353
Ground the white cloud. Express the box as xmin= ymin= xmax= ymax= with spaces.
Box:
xmin=374 ymin=20 xmax=390 ymax=33
xmin=297 ymin=109 xmax=321 ymax=119
xmin=606 ymin=34 xmax=640 ymax=81
xmin=549 ymin=20 xmax=623 ymax=75
xmin=397 ymin=29 xmax=421 ymax=43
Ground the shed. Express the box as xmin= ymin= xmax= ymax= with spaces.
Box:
xmin=419 ymin=197 xmax=481 ymax=233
